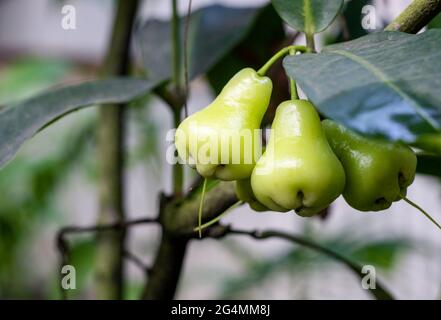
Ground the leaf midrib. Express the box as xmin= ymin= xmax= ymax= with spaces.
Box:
xmin=303 ymin=0 xmax=315 ymax=35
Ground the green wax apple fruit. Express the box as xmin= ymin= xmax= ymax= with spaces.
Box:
xmin=236 ymin=178 xmax=269 ymax=212
xmin=322 ymin=119 xmax=417 ymax=211
xmin=251 ymin=100 xmax=346 ymax=217
xmin=175 ymin=68 xmax=272 ymax=180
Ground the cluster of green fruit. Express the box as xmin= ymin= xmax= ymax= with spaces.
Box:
xmin=175 ymin=64 xmax=417 ymax=218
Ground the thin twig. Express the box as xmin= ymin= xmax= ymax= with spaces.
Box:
xmin=194 ymin=201 xmax=243 ymax=234
xmin=171 ymin=0 xmax=182 ymax=91
xmin=123 ymin=250 xmax=151 ymax=275
xmin=58 ymin=217 xmax=158 ymax=237
xmin=228 ymin=228 xmax=358 ymax=267
xmin=183 ymin=0 xmax=193 ymax=118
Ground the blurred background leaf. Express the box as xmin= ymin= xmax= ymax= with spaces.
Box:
xmin=137 ymin=4 xmax=263 ymax=82
xmin=0 ymin=58 xmax=72 ymax=105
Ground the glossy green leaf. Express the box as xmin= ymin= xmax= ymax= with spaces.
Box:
xmin=284 ymin=30 xmax=441 ymax=142
xmin=272 ymin=0 xmax=343 ymax=34
xmin=137 ymin=5 xmax=262 ymax=82
xmin=0 ymin=78 xmax=161 ymax=168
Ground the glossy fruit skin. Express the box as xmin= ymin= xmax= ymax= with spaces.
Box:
xmin=322 ymin=119 xmax=417 ymax=212
xmin=236 ymin=178 xmax=269 ymax=212
xmin=251 ymin=100 xmax=346 ymax=217
xmin=175 ymin=68 xmax=272 ymax=180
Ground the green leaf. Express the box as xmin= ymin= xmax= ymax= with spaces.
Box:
xmin=284 ymin=30 xmax=441 ymax=142
xmin=137 ymin=5 xmax=262 ymax=82
xmin=0 ymin=78 xmax=161 ymax=168
xmin=272 ymin=0 xmax=343 ymax=34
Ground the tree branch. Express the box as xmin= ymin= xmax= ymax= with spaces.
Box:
xmin=123 ymin=250 xmax=151 ymax=276
xmin=58 ymin=218 xmax=158 ymax=237
xmin=95 ymin=0 xmax=140 ymax=300
xmin=385 ymin=0 xmax=441 ymax=33
xmin=141 ymin=233 xmax=189 ymax=299
xmin=171 ymin=0 xmax=185 ymax=196
xmin=226 ymin=228 xmax=394 ymax=300
xmin=140 ymin=182 xmax=238 ymax=299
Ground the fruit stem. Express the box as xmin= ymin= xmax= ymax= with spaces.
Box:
xmin=400 ymin=193 xmax=441 ymax=231
xmin=197 ymin=178 xmax=208 ymax=238
xmin=171 ymin=0 xmax=182 ymax=90
xmin=290 ymin=78 xmax=298 ymax=100
xmin=194 ymin=201 xmax=243 ymax=233
xmin=172 ymin=109 xmax=183 ymax=196
xmin=257 ymin=45 xmax=310 ymax=76
xmin=289 ymin=48 xmax=299 ymax=100
xmin=305 ymin=33 xmax=316 ymax=52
